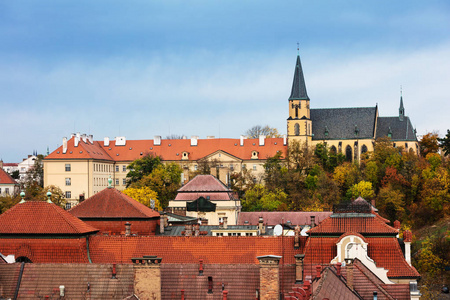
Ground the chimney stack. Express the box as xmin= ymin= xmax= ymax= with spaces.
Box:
xmin=394 ymin=220 xmax=401 ymax=230
xmin=74 ymin=132 xmax=80 ymax=147
xmin=222 ymin=290 xmax=228 ymax=300
xmin=315 ymin=265 xmax=322 ymax=279
xmin=371 ymin=199 xmax=376 ymax=208
xmin=373 ymin=291 xmax=378 ymax=300
xmin=88 ymin=134 xmax=94 ymax=144
xmin=345 ymin=258 xmax=354 ymax=291
xmin=104 ymin=137 xmax=110 ymax=147
xmin=259 ymin=135 xmax=266 ymax=146
xmin=283 ymin=134 xmax=287 ymax=146
xmin=131 ymin=256 xmax=162 ymax=300
xmin=112 ymin=263 xmax=117 ymax=279
xmin=181 ymin=290 xmax=185 ymax=300
xmin=194 ymin=224 xmax=200 ymax=236
xmin=240 ymin=135 xmax=245 ymax=146
xmin=403 ymin=230 xmax=412 ymax=265
xmin=294 ymin=254 xmax=305 ymax=284
xmin=336 ymin=262 xmax=342 ymax=276
xmin=199 ymin=259 xmax=204 ymax=276
xmin=257 ymin=255 xmax=282 ymax=300
xmin=125 ymin=222 xmax=131 ymax=236
xmin=258 ymin=217 xmax=265 ymax=234
xmin=191 ymin=136 xmax=198 ymax=146
xmin=185 ymin=224 xmax=193 ymax=236
xmin=294 ymin=225 xmax=301 ymax=249
xmin=154 ymin=136 xmax=161 ymax=146
xmin=303 ymin=281 xmax=311 ymax=298
xmin=160 ymin=213 xmax=165 ymax=234
xmin=310 ymin=216 xmax=316 ymax=228
xmin=63 ymin=137 xmax=68 ymax=154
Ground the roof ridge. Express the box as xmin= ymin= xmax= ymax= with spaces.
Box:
xmin=114 ymin=189 xmax=154 ymax=217
xmin=51 ymin=202 xmax=96 ymax=234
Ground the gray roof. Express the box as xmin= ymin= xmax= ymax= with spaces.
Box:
xmin=376 ymin=116 xmax=417 ymax=141
xmin=311 ymin=107 xmax=377 ymax=140
xmin=288 ymin=55 xmax=309 ymax=100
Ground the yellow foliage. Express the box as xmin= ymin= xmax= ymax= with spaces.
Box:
xmin=123 ymin=187 xmax=161 ymax=210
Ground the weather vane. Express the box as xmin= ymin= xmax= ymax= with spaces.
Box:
xmin=297 ymin=42 xmax=299 ymax=54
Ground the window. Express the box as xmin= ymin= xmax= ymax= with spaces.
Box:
xmin=294 ymin=123 xmax=300 ymax=136
xmin=123 ymin=178 xmax=126 ymax=185
xmin=253 ymin=164 xmax=257 ymax=171
xmin=5 ymin=188 xmax=9 ymax=195
xmin=123 ymin=165 xmax=127 ymax=172
xmin=65 ymin=178 xmax=71 ymax=186
xmin=65 ymin=191 xmax=71 ymax=198
xmin=194 ymin=165 xmax=198 ymax=171
xmin=242 ymin=164 xmax=246 ymax=169
xmin=115 ymin=179 xmax=119 ymax=185
xmin=0 ymin=188 xmax=2 ymax=194
xmin=115 ymin=165 xmax=119 ymax=172
xmin=65 ymin=202 xmax=71 ymax=210
xmin=65 ymin=164 xmax=71 ymax=171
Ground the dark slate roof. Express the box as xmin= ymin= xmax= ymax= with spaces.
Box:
xmin=160 ymin=224 xmax=274 ymax=236
xmin=311 ymin=107 xmax=377 ymax=140
xmin=376 ymin=116 xmax=417 ymax=141
xmin=288 ymin=55 xmax=310 ymax=100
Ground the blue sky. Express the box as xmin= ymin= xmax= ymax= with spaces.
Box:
xmin=1 ymin=1 xmax=449 ymax=162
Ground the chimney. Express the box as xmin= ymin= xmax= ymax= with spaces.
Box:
xmin=303 ymin=281 xmax=311 ymax=298
xmin=394 ymin=220 xmax=401 ymax=230
xmin=59 ymin=286 xmax=65 ymax=297
xmin=160 ymin=213 xmax=165 ymax=234
xmin=81 ymin=134 xmax=87 ymax=143
xmin=258 ymin=217 xmax=265 ymax=234
xmin=125 ymin=222 xmax=131 ymax=236
xmin=131 ymin=256 xmax=162 ymax=300
xmin=222 ymin=290 xmax=228 ymax=300
xmin=403 ymin=230 xmax=412 ymax=265
xmin=154 ymin=136 xmax=161 ymax=146
xmin=373 ymin=291 xmax=378 ymax=300
xmin=257 ymin=255 xmax=282 ymax=300
xmin=310 ymin=216 xmax=316 ymax=228
xmin=283 ymin=134 xmax=287 ymax=146
xmin=315 ymin=265 xmax=322 ymax=280
xmin=181 ymin=290 xmax=185 ymax=300
xmin=371 ymin=199 xmax=376 ymax=208
xmin=115 ymin=136 xmax=126 ymax=146
xmin=74 ymin=132 xmax=80 ymax=147
xmin=63 ymin=137 xmax=68 ymax=154
xmin=294 ymin=254 xmax=305 ymax=283
xmin=294 ymin=225 xmax=301 ymax=249
xmin=185 ymin=224 xmax=193 ymax=237
xmin=259 ymin=135 xmax=266 ymax=146
xmin=112 ymin=263 xmax=117 ymax=279
xmin=207 ymin=136 xmax=215 ymax=139
xmin=240 ymin=135 xmax=245 ymax=146
xmin=191 ymin=135 xmax=198 ymax=146
xmin=223 ymin=217 xmax=228 ymax=229
xmin=88 ymin=134 xmax=93 ymax=144
xmin=104 ymin=137 xmax=110 ymax=147
xmin=336 ymin=262 xmax=342 ymax=276
xmin=0 ymin=160 xmax=3 ymax=168
xmin=199 ymin=259 xmax=204 ymax=275
xmin=194 ymin=224 xmax=200 ymax=236
xmin=345 ymin=258 xmax=354 ymax=291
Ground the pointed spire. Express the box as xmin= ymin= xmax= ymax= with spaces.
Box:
xmin=289 ymin=54 xmax=310 ymax=101
xmin=399 ymin=87 xmax=405 ymax=121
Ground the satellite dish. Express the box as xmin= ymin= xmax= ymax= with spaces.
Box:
xmin=274 ymin=224 xmax=283 ymax=236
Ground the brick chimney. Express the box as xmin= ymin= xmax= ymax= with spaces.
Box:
xmin=258 ymin=217 xmax=266 ymax=234
xmin=315 ymin=265 xmax=322 ymax=280
xmin=194 ymin=224 xmax=200 ymax=236
xmin=185 ymin=224 xmax=193 ymax=237
xmin=125 ymin=222 xmax=131 ymax=236
xmin=199 ymin=259 xmax=204 ymax=275
xmin=403 ymin=230 xmax=412 ymax=265
xmin=294 ymin=225 xmax=301 ymax=249
xmin=303 ymin=281 xmax=311 ymax=298
xmin=222 ymin=290 xmax=228 ymax=300
xmin=131 ymin=256 xmax=162 ymax=300
xmin=181 ymin=290 xmax=185 ymax=300
xmin=294 ymin=254 xmax=305 ymax=284
xmin=257 ymin=255 xmax=282 ymax=300
xmin=310 ymin=216 xmax=316 ymax=228
xmin=160 ymin=213 xmax=165 ymax=234
xmin=345 ymin=258 xmax=354 ymax=291
xmin=336 ymin=262 xmax=342 ymax=276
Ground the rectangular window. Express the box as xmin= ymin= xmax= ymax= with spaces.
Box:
xmin=115 ymin=165 xmax=119 ymax=172
xmin=253 ymin=164 xmax=257 ymax=171
xmin=65 ymin=202 xmax=72 ymax=210
xmin=5 ymin=188 xmax=9 ymax=195
xmin=115 ymin=179 xmax=119 ymax=185
xmin=65 ymin=191 xmax=71 ymax=198
xmin=242 ymin=164 xmax=246 ymax=169
xmin=65 ymin=178 xmax=71 ymax=186
xmin=194 ymin=165 xmax=198 ymax=171
xmin=65 ymin=164 xmax=71 ymax=171
xmin=123 ymin=178 xmax=126 ymax=185
xmin=123 ymin=165 xmax=127 ymax=172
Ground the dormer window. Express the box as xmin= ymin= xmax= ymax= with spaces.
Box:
xmin=251 ymin=151 xmax=259 ymax=159
xmin=182 ymin=152 xmax=189 ymax=160
xmin=354 ymin=125 xmax=359 ymax=136
xmin=324 ymin=126 xmax=329 ymax=137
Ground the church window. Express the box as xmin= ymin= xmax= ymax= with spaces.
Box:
xmin=330 ymin=146 xmax=337 ymax=154
xmin=294 ymin=123 xmax=300 ymax=136
xmin=345 ymin=145 xmax=352 ymax=162
xmin=361 ymin=145 xmax=368 ymax=154
xmin=354 ymin=143 xmax=358 ymax=161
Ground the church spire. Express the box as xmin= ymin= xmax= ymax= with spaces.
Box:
xmin=289 ymin=54 xmax=309 ymax=101
xmin=399 ymin=87 xmax=405 ymax=121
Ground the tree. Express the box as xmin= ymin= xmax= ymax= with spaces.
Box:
xmin=24 ymin=155 xmax=44 ymax=188
xmin=419 ymin=132 xmax=439 ymax=156
xmin=242 ymin=184 xmax=288 ymax=211
xmin=166 ymin=134 xmax=185 ymax=139
xmin=438 ymin=129 xmax=450 ymax=156
xmin=0 ymin=194 xmax=20 ymax=214
xmin=10 ymin=170 xmax=20 ymax=180
xmin=123 ymin=186 xmax=161 ymax=210
xmin=263 ymin=152 xmax=288 ymax=191
xmin=230 ymin=168 xmax=256 ymax=198
xmin=244 ymin=125 xmax=281 ymax=138
xmin=126 ymin=154 xmax=162 ymax=187
xmin=347 ymin=181 xmax=375 ymax=200
xmin=44 ymin=185 xmax=66 ymax=207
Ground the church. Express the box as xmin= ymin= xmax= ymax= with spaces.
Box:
xmin=286 ymin=54 xmax=418 ymax=161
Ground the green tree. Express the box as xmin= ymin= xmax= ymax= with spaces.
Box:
xmin=263 ymin=151 xmax=288 ymax=191
xmin=242 ymin=184 xmax=288 ymax=211
xmin=0 ymin=194 xmax=21 ymax=214
xmin=44 ymin=185 xmax=66 ymax=207
xmin=230 ymin=169 xmax=256 ymax=198
xmin=438 ymin=129 xmax=450 ymax=156
xmin=126 ymin=154 xmax=162 ymax=187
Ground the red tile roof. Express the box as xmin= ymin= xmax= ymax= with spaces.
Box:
xmin=0 ymin=201 xmax=98 ymax=235
xmin=308 ymin=214 xmax=398 ymax=235
xmin=303 ymin=236 xmax=419 ymax=278
xmin=311 ymin=267 xmax=360 ymax=300
xmin=0 ymin=168 xmax=17 ymax=185
xmin=237 ymin=211 xmax=332 ymax=226
xmin=69 ymin=187 xmax=159 ymax=219
xmin=88 ymin=236 xmax=306 ymax=265
xmin=174 ymin=175 xmax=235 ymax=201
xmin=45 ymin=136 xmax=286 ymax=162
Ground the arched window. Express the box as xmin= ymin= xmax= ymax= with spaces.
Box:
xmin=345 ymin=145 xmax=352 ymax=161
xmin=354 ymin=143 xmax=358 ymax=161
xmin=361 ymin=144 xmax=368 ymax=154
xmin=330 ymin=146 xmax=337 ymax=154
xmin=16 ymin=256 xmax=32 ymax=263
xmin=294 ymin=123 xmax=300 ymax=136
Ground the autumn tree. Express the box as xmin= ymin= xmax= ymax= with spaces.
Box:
xmin=123 ymin=186 xmax=161 ymax=210
xmin=230 ymin=168 xmax=256 ymax=198
xmin=419 ymin=132 xmax=439 ymax=156
xmin=126 ymin=153 xmax=162 ymax=187
xmin=438 ymin=129 xmax=450 ymax=156
xmin=244 ymin=125 xmax=281 ymax=138
xmin=263 ymin=151 xmax=288 ymax=192
xmin=242 ymin=184 xmax=288 ymax=211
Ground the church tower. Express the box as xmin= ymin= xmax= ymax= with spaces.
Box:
xmin=287 ymin=54 xmax=312 ymax=144
xmin=399 ymin=91 xmax=405 ymax=121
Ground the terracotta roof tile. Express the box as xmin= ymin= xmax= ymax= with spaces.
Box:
xmin=237 ymin=211 xmax=332 ymax=226
xmin=88 ymin=236 xmax=306 ymax=264
xmin=312 ymin=267 xmax=359 ymax=300
xmin=0 ymin=201 xmax=98 ymax=235
xmin=69 ymin=187 xmax=159 ymax=219
xmin=0 ymin=168 xmax=17 ymax=185
xmin=46 ymin=137 xmax=287 ymax=162
xmin=178 ymin=175 xmax=229 ymax=192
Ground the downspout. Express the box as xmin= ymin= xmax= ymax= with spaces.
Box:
xmin=13 ymin=262 xmax=25 ymax=300
xmin=86 ymin=236 xmax=92 ymax=263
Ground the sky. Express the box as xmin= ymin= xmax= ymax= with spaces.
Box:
xmin=1 ymin=1 xmax=449 ymax=162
